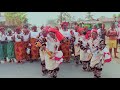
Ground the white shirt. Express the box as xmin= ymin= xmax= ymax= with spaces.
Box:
xmin=30 ymin=31 xmax=39 ymax=38
xmin=23 ymin=34 xmax=30 ymax=42
xmin=74 ymin=31 xmax=79 ymax=36
xmin=74 ymin=32 xmax=80 ymax=45
xmin=46 ymin=34 xmax=60 ymax=52
xmin=88 ymin=37 xmax=100 ymax=53
xmin=60 ymin=30 xmax=71 ymax=39
xmin=97 ymin=28 xmax=101 ymax=37
xmin=0 ymin=34 xmax=6 ymax=41
xmin=15 ymin=33 xmax=22 ymax=42
xmin=7 ymin=35 xmax=13 ymax=41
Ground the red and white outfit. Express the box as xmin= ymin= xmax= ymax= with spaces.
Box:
xmin=88 ymin=35 xmax=111 ymax=78
xmin=88 ymin=37 xmax=101 ymax=68
xmin=74 ymin=31 xmax=80 ymax=56
xmin=72 ymin=31 xmax=81 ymax=64
xmin=22 ymin=32 xmax=30 ymax=60
xmin=45 ymin=34 xmax=60 ymax=70
xmin=30 ymin=31 xmax=40 ymax=60
xmin=45 ymin=28 xmax=64 ymax=78
xmin=79 ymin=35 xmax=88 ymax=61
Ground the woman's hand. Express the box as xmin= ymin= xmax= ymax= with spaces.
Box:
xmin=49 ymin=54 xmax=55 ymax=59
xmin=49 ymin=56 xmax=53 ymax=59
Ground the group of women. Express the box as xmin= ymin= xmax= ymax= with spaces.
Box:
xmin=35 ymin=22 xmax=113 ymax=78
xmin=0 ymin=21 xmax=119 ymax=78
xmin=0 ymin=25 xmax=41 ymax=64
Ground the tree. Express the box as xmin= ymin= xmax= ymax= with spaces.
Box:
xmin=71 ymin=16 xmax=75 ymax=21
xmin=57 ymin=12 xmax=72 ymax=23
xmin=100 ymin=16 xmax=105 ymax=19
xmin=47 ymin=19 xmax=58 ymax=27
xmin=85 ymin=12 xmax=94 ymax=20
xmin=117 ymin=14 xmax=120 ymax=18
xmin=4 ymin=12 xmax=27 ymax=27
xmin=113 ymin=14 xmax=116 ymax=18
xmin=99 ymin=16 xmax=106 ymax=21
xmin=77 ymin=18 xmax=83 ymax=22
xmin=63 ymin=12 xmax=72 ymax=22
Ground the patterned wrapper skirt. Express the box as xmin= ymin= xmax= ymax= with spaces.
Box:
xmin=30 ymin=38 xmax=39 ymax=60
xmin=24 ymin=41 xmax=30 ymax=60
xmin=0 ymin=42 xmax=7 ymax=60
xmin=14 ymin=42 xmax=25 ymax=61
xmin=6 ymin=41 xmax=15 ymax=59
xmin=45 ymin=53 xmax=60 ymax=70
xmin=90 ymin=54 xmax=103 ymax=68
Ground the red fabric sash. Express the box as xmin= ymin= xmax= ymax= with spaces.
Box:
xmin=54 ymin=56 xmax=63 ymax=61
xmin=104 ymin=52 xmax=112 ymax=63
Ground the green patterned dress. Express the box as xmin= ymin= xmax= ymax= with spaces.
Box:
xmin=0 ymin=34 xmax=7 ymax=60
xmin=0 ymin=43 xmax=4 ymax=60
xmin=6 ymin=36 xmax=15 ymax=59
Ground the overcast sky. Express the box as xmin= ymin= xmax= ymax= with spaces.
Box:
xmin=27 ymin=12 xmax=120 ymax=26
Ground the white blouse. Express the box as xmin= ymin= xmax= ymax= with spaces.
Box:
xmin=0 ymin=34 xmax=6 ymax=41
xmin=30 ymin=31 xmax=39 ymax=38
xmin=74 ymin=32 xmax=80 ymax=45
xmin=23 ymin=34 xmax=30 ymax=42
xmin=46 ymin=34 xmax=60 ymax=52
xmin=7 ymin=35 xmax=13 ymax=41
xmin=60 ymin=30 xmax=71 ymax=39
xmin=88 ymin=37 xmax=100 ymax=54
xmin=15 ymin=33 xmax=22 ymax=42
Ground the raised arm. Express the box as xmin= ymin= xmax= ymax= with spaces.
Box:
xmin=106 ymin=29 xmax=110 ymax=37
